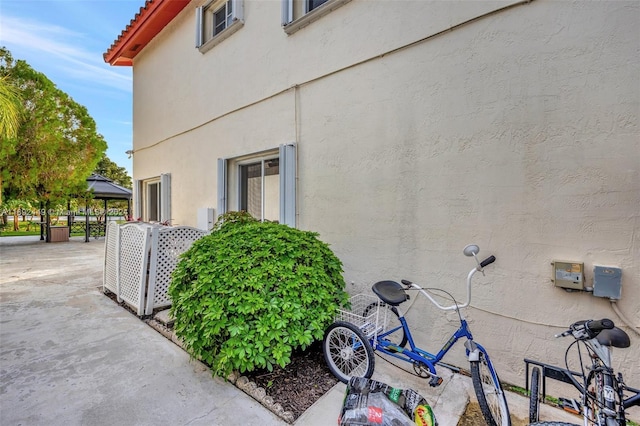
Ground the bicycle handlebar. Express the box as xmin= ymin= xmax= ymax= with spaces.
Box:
xmin=401 ymin=254 xmax=497 ymax=311
xmin=584 ymin=318 xmax=614 ymax=332
xmin=480 ymin=255 xmax=496 ymax=268
xmin=555 ymin=318 xmax=615 ymax=339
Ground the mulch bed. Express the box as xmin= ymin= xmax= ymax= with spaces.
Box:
xmin=245 ymin=341 xmax=339 ymax=419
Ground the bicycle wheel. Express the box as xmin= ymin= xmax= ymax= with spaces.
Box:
xmin=470 ymin=352 xmax=511 ymax=426
xmin=323 ymin=321 xmax=375 ymax=383
xmin=530 ymin=366 xmax=541 ymax=423
xmin=363 ymin=302 xmax=407 ymax=348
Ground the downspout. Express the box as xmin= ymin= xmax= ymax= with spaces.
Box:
xmin=294 ymin=84 xmax=300 ymax=226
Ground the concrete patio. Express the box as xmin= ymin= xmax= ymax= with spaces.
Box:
xmin=0 ymin=236 xmax=581 ymax=426
xmin=0 ymin=237 xmax=285 ymax=425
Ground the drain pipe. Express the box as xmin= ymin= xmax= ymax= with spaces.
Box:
xmin=610 ymin=300 xmax=640 ymax=337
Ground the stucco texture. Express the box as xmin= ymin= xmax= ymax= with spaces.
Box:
xmin=128 ymin=0 xmax=639 ymax=389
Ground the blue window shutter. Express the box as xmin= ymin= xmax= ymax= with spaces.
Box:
xmin=217 ymin=158 xmax=227 ymax=216
xmin=160 ymin=173 xmax=171 ymax=223
xmin=195 ymin=6 xmax=203 ymax=47
xmin=281 ymin=0 xmax=293 ymax=25
xmin=279 ymin=143 xmax=296 ymax=227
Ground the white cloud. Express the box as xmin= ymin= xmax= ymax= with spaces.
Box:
xmin=0 ymin=15 xmax=132 ymax=92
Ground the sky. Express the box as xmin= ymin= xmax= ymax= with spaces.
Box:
xmin=0 ymin=0 xmax=145 ymax=176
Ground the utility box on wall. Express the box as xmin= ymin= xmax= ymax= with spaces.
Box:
xmin=593 ymin=266 xmax=622 ymax=300
xmin=197 ymin=208 xmax=215 ymax=231
xmin=552 ymin=261 xmax=584 ymax=290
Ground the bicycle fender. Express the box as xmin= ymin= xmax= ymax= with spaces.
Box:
xmin=464 ymin=340 xmax=480 ymax=362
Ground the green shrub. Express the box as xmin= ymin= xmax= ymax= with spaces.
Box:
xmin=211 ymin=210 xmax=258 ymax=232
xmin=168 ymin=218 xmax=349 ymax=377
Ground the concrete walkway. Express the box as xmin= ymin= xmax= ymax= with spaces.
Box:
xmin=0 ymin=237 xmax=285 ymax=425
xmin=1 ymin=236 xmax=581 ymax=426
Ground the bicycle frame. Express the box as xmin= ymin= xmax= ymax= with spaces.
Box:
xmin=580 ymin=339 xmax=629 ymax=426
xmin=539 ymin=352 xmax=616 ymax=426
xmin=373 ymin=314 xmax=487 ymax=372
xmin=323 ymin=247 xmax=510 ymax=426
xmin=527 ymin=327 xmax=639 ymax=426
xmin=371 ymin=270 xmax=501 ymax=388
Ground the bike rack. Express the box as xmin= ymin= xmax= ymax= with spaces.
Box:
xmin=524 ymin=358 xmax=640 ymax=412
xmin=524 ymin=358 xmax=583 ymax=401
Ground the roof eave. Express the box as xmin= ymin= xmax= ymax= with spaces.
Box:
xmin=104 ymin=0 xmax=191 ymax=67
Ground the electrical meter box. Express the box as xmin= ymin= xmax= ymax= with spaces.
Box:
xmin=552 ymin=261 xmax=584 ymax=290
xmin=197 ymin=207 xmax=215 ymax=231
xmin=593 ymin=266 xmax=622 ymax=300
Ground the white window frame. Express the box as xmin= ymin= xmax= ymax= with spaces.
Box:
xmin=218 ymin=144 xmax=296 ymax=227
xmin=144 ymin=178 xmax=161 ymax=222
xmin=141 ymin=173 xmax=171 ymax=223
xmin=236 ymin=155 xmax=280 ymax=222
xmin=281 ymin=0 xmax=351 ymax=35
xmin=213 ymin=0 xmax=233 ymax=36
xmin=196 ymin=0 xmax=244 ymax=53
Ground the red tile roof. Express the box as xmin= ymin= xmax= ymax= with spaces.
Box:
xmin=104 ymin=0 xmax=191 ymax=66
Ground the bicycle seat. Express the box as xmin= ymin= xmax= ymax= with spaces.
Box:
xmin=371 ymin=280 xmax=409 ymax=306
xmin=596 ymin=327 xmax=630 ymax=348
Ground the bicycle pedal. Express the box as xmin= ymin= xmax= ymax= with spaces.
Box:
xmin=428 ymin=376 xmax=443 ymax=387
xmin=558 ymin=398 xmax=580 ymax=415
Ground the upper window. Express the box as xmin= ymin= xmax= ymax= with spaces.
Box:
xmin=307 ymin=0 xmax=329 ymax=12
xmin=281 ymin=0 xmax=351 ymax=35
xmin=211 ymin=0 xmax=233 ymax=36
xmin=196 ymin=0 xmax=244 ymax=52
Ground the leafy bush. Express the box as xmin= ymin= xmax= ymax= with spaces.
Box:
xmin=168 ymin=217 xmax=349 ymax=377
xmin=211 ymin=210 xmax=258 ymax=232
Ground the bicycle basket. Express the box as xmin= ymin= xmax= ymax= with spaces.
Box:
xmin=336 ymin=294 xmax=397 ymax=339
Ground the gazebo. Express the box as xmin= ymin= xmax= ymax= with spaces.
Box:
xmin=81 ymin=174 xmax=133 ymax=242
xmin=39 ymin=174 xmax=133 ymax=242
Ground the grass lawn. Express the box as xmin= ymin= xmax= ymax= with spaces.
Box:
xmin=0 ymin=221 xmax=47 ymax=237
xmin=0 ymin=218 xmax=124 ymax=237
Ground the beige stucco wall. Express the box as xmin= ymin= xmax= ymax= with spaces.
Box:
xmin=130 ymin=0 xmax=640 ymax=389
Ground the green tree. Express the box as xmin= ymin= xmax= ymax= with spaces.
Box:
xmin=94 ymin=154 xmax=132 ymax=189
xmin=0 ymin=47 xmax=106 ymax=207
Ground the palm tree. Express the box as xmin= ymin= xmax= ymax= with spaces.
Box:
xmin=0 ymin=75 xmax=24 ymax=205
xmin=0 ymin=75 xmax=23 ymax=139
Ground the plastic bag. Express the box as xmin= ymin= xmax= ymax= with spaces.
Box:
xmin=339 ymin=377 xmax=437 ymax=426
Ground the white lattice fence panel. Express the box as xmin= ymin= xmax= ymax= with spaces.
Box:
xmin=103 ymin=221 xmax=120 ymax=294
xmin=145 ymin=226 xmax=207 ymax=315
xmin=118 ymin=223 xmax=152 ymax=316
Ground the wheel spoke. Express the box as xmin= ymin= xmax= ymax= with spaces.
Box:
xmin=471 ymin=354 xmax=510 ymax=426
xmin=323 ymin=322 xmax=375 ymax=383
